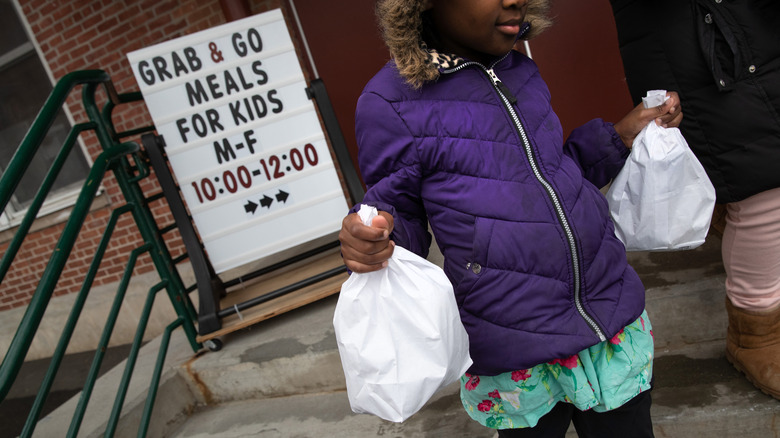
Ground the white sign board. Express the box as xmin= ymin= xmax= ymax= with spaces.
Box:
xmin=127 ymin=9 xmax=349 ymax=273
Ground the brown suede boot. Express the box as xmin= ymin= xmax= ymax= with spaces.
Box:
xmin=725 ymin=298 xmax=780 ymax=399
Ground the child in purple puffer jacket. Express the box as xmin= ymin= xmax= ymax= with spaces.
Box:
xmin=339 ymin=0 xmax=682 ymax=436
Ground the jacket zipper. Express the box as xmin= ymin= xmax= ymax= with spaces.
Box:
xmin=486 ymin=67 xmax=607 ymax=342
xmin=443 ymin=59 xmax=607 ymax=342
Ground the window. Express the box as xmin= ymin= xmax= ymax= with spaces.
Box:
xmin=0 ymin=0 xmax=91 ymax=229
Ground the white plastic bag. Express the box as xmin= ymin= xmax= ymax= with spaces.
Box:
xmin=606 ymin=90 xmax=716 ymax=251
xmin=333 ymin=205 xmax=472 ymax=422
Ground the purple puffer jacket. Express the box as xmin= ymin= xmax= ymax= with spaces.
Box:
xmin=353 ymin=49 xmax=645 ymax=376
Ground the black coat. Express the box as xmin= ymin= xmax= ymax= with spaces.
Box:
xmin=611 ymin=0 xmax=780 ymax=203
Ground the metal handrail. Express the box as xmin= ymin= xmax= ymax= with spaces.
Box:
xmin=0 ymin=70 xmax=110 ymax=214
xmin=0 ymin=70 xmax=200 ymax=437
xmin=0 ymin=122 xmax=95 ymax=281
xmin=17 ymin=204 xmax=134 ymax=435
xmin=0 ymin=134 xmax=139 ymax=402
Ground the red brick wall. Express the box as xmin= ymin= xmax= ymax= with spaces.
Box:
xmin=0 ymin=0 xmax=281 ymax=311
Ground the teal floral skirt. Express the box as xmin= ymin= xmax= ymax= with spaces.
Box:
xmin=460 ymin=310 xmax=654 ymax=430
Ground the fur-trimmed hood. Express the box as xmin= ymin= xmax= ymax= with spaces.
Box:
xmin=375 ymin=0 xmax=552 ymax=88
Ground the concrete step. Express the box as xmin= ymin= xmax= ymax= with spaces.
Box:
xmin=35 ymin=235 xmax=780 ymax=437
xmin=165 ymin=291 xmax=780 ymax=438
xmin=168 ymin=346 xmax=780 ymax=438
xmin=168 ymin=383 xmax=494 ymax=438
xmin=167 ymin=235 xmax=779 ymax=437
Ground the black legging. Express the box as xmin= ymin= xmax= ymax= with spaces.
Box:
xmin=497 ymin=389 xmax=654 ymax=438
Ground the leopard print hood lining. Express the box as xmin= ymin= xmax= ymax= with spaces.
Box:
xmin=422 ymin=22 xmax=531 ymax=73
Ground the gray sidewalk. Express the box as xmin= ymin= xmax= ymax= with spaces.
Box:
xmin=28 ymin=236 xmax=780 ymax=436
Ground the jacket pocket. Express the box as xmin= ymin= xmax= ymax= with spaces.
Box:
xmin=453 ymin=217 xmax=492 ymax=307
xmin=693 ymin=0 xmax=745 ymax=91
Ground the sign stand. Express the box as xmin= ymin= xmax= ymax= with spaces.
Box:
xmin=143 ymin=132 xmax=226 ymax=337
xmin=142 ymin=77 xmax=362 ymax=349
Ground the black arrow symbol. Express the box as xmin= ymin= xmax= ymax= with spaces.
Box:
xmin=260 ymin=195 xmax=273 ymax=208
xmin=244 ymin=200 xmax=258 ymax=214
xmin=276 ymin=190 xmax=289 ymax=203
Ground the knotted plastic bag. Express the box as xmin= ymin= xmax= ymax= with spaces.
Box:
xmin=606 ymin=90 xmax=716 ymax=251
xmin=333 ymin=205 xmax=472 ymax=422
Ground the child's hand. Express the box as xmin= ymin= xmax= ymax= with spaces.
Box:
xmin=339 ymin=211 xmax=395 ymax=273
xmin=614 ymin=91 xmax=684 ymax=148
